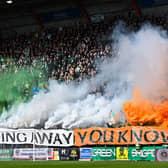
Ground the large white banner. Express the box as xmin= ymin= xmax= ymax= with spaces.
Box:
xmin=0 ymin=129 xmax=73 ymax=146
xmin=13 ymin=148 xmax=53 ymax=159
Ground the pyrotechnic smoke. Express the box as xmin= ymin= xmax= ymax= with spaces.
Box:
xmin=1 ymin=23 xmax=168 ymax=128
xmin=0 ymin=60 xmax=46 ymax=113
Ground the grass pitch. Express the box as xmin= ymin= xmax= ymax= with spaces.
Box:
xmin=0 ymin=161 xmax=168 ymax=168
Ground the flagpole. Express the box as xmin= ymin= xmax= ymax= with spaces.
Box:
xmin=33 ymin=129 xmax=35 ymax=162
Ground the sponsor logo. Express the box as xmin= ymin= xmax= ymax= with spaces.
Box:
xmin=132 ymin=149 xmax=155 ymax=158
xmin=92 ymin=148 xmax=115 ymax=157
xmin=70 ymin=149 xmax=78 ymax=158
xmin=80 ymin=148 xmax=92 ymax=159
xmin=156 ymin=149 xmax=168 ymax=161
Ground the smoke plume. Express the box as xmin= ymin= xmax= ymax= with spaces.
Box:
xmin=1 ymin=23 xmax=168 ymax=128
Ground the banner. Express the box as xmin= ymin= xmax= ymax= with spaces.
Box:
xmin=129 ymin=147 xmax=156 ymax=161
xmin=74 ymin=126 xmax=168 ymax=146
xmin=59 ymin=148 xmax=79 ymax=160
xmin=92 ymin=147 xmax=115 ymax=160
xmin=13 ymin=148 xmax=53 ymax=160
xmin=156 ymin=149 xmax=168 ymax=161
xmin=116 ymin=147 xmax=128 ymax=160
xmin=0 ymin=149 xmax=13 ymax=160
xmin=80 ymin=148 xmax=92 ymax=159
xmin=0 ymin=128 xmax=73 ymax=146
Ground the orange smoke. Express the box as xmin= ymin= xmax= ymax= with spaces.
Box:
xmin=123 ymin=88 xmax=168 ymax=127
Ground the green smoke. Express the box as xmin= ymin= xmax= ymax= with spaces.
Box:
xmin=0 ymin=59 xmax=47 ymax=113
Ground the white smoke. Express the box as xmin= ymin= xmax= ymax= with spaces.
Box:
xmin=1 ymin=23 xmax=168 ymax=128
xmin=115 ymin=24 xmax=168 ymax=102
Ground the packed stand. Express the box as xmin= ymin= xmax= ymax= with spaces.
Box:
xmin=0 ymin=13 xmax=167 ymax=111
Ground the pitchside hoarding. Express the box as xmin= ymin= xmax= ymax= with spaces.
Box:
xmin=59 ymin=148 xmax=79 ymax=160
xmin=156 ymin=148 xmax=168 ymax=161
xmin=129 ymin=146 xmax=158 ymax=161
xmin=13 ymin=148 xmax=53 ymax=160
xmin=52 ymin=149 xmax=60 ymax=160
xmin=92 ymin=147 xmax=115 ymax=160
xmin=0 ymin=149 xmax=13 ymax=160
xmin=116 ymin=147 xmax=128 ymax=160
xmin=80 ymin=148 xmax=92 ymax=159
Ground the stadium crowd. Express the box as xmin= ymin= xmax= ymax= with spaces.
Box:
xmin=0 ymin=13 xmax=167 ymax=111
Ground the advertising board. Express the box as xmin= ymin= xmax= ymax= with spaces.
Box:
xmin=156 ymin=148 xmax=168 ymax=161
xmin=59 ymin=148 xmax=79 ymax=160
xmin=13 ymin=148 xmax=53 ymax=160
xmin=92 ymin=147 xmax=115 ymax=160
xmin=116 ymin=147 xmax=128 ymax=160
xmin=0 ymin=149 xmax=13 ymax=160
xmin=80 ymin=148 xmax=92 ymax=159
xmin=129 ymin=147 xmax=156 ymax=161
